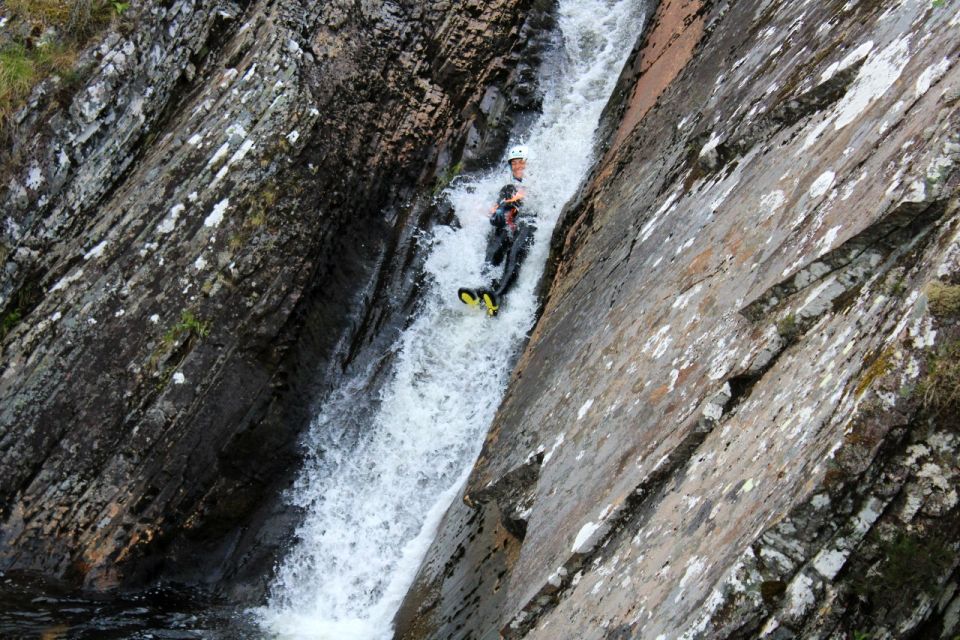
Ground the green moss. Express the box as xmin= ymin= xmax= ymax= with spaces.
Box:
xmin=926 ymin=280 xmax=960 ymax=318
xmin=1 ymin=309 xmax=23 ymax=339
xmin=855 ymin=346 xmax=894 ymax=396
xmin=432 ymin=161 xmax=463 ymax=197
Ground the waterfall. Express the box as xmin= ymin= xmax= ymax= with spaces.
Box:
xmin=257 ymin=2 xmax=647 ymax=637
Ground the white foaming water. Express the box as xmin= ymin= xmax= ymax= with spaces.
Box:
xmin=258 ymin=1 xmax=647 ymax=638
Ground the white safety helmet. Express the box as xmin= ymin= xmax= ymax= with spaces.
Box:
xmin=506 ymin=145 xmax=529 ymax=163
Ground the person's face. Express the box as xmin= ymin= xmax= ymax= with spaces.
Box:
xmin=510 ymin=158 xmax=526 ymax=179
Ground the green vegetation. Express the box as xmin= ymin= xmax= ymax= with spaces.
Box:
xmin=926 ymin=280 xmax=960 ymax=318
xmin=915 ymin=280 xmax=960 ymax=419
xmin=0 ymin=0 xmax=128 ymax=129
xmin=229 ymin=182 xmax=278 ymax=250
xmin=0 ymin=41 xmax=78 ymax=124
xmin=146 ymin=309 xmax=210 ymax=389
xmin=776 ymin=312 xmax=799 ymax=343
xmin=0 ymin=280 xmax=41 ymax=340
xmin=884 ymin=274 xmax=907 ymax=297
xmin=917 ymin=339 xmax=960 ymax=418
xmin=6 ymin=0 xmax=120 ymax=36
xmin=432 ymin=161 xmax=463 ymax=197
xmin=855 ymin=345 xmax=894 ymax=396
xmin=163 ymin=310 xmax=211 ymax=345
xmin=1 ymin=309 xmax=23 ymax=339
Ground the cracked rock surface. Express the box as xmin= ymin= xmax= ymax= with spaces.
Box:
xmin=0 ymin=0 xmax=545 ymax=599
xmin=398 ymin=0 xmax=960 ymax=638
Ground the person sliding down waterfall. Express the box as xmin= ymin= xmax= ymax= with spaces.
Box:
xmin=458 ymin=144 xmax=534 ymax=317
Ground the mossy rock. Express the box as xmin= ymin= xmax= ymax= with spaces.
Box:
xmin=926 ymin=280 xmax=960 ymax=319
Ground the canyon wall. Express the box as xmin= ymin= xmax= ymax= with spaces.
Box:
xmin=0 ymin=0 xmax=549 ymax=599
xmin=398 ymin=0 xmax=960 ymax=638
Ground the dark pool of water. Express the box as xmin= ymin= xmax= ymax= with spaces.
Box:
xmin=0 ymin=572 xmax=266 ymax=639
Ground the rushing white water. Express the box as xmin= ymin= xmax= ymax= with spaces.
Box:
xmin=257 ymin=2 xmax=647 ymax=638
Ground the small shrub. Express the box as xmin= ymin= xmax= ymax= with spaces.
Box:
xmin=776 ymin=312 xmax=799 ymax=343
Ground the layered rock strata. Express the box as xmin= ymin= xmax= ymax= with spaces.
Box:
xmin=0 ymin=0 xmax=547 ymax=597
xmin=398 ymin=0 xmax=960 ymax=638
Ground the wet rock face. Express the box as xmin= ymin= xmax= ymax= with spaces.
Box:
xmin=400 ymin=1 xmax=960 ymax=639
xmin=0 ymin=0 xmax=544 ymax=596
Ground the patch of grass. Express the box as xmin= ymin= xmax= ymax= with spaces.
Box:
xmin=926 ymin=280 xmax=960 ymax=318
xmin=7 ymin=0 xmax=117 ymax=37
xmin=0 ymin=44 xmax=39 ymax=103
xmin=229 ymin=182 xmax=278 ymax=250
xmin=6 ymin=0 xmax=74 ymax=28
xmin=917 ymin=339 xmax=960 ymax=418
xmin=0 ymin=40 xmax=79 ymax=126
xmin=146 ymin=309 xmax=210 ymax=387
xmin=163 ymin=310 xmax=211 ymax=345
xmin=1 ymin=0 xmax=123 ymax=131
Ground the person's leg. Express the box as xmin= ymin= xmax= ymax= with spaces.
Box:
xmin=492 ymin=225 xmax=533 ymax=298
xmin=485 ymin=228 xmax=509 ymax=266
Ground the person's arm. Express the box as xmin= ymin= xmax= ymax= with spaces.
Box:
xmin=490 ymin=185 xmax=523 ymax=228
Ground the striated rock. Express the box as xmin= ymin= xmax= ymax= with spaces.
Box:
xmin=0 ymin=0 xmax=548 ymax=598
xmin=399 ymin=0 xmax=960 ymax=638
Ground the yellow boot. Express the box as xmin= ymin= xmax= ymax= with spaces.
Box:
xmin=482 ymin=291 xmax=500 ymax=317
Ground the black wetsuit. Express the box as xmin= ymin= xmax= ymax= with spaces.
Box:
xmin=484 ymin=183 xmax=534 ymax=299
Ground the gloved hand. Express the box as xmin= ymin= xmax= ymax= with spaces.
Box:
xmin=490 ymin=204 xmax=508 ymax=228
